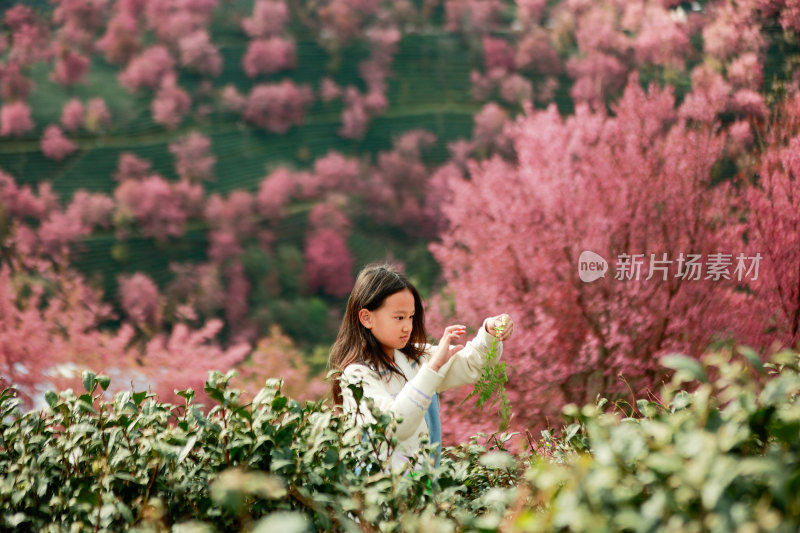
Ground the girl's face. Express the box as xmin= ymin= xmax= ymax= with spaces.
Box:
xmin=359 ymin=288 xmax=416 ymax=358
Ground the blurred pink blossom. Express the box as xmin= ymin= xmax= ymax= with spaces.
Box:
xmin=60 ymin=98 xmax=84 ymax=131
xmin=179 ymin=29 xmax=223 ymax=77
xmin=320 ymin=77 xmax=342 ymax=102
xmin=0 ymin=61 xmax=34 ymax=101
xmin=243 ymin=81 xmax=314 ymax=133
xmin=220 ymin=84 xmax=247 ymax=113
xmin=85 ymin=98 xmax=112 ymax=132
xmin=483 ymin=36 xmax=515 ymax=72
xmin=151 ymin=74 xmax=191 ymax=129
xmin=241 ymin=0 xmax=289 ymax=38
xmin=305 ymin=228 xmax=354 ymax=297
xmin=119 ymin=272 xmax=162 ymax=328
xmin=242 ymin=37 xmax=297 ymax=77
xmin=40 ymin=125 xmax=78 ymax=160
xmin=118 ymin=45 xmax=175 ymax=91
xmin=66 ymin=190 xmax=115 ymax=229
xmin=727 ymin=53 xmax=763 ymax=90
xmin=169 ymin=132 xmax=216 ymax=181
xmin=50 ymin=47 xmax=90 ymax=86
xmin=256 ymin=168 xmax=296 ymax=220
xmin=0 ymin=101 xmax=34 ymax=137
xmin=515 ymin=30 xmax=561 ymax=75
xmin=114 ymin=152 xmax=152 ymax=181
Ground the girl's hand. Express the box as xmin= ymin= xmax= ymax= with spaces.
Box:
xmin=428 ymin=325 xmax=466 ymax=372
xmin=485 ymin=314 xmax=514 ymax=341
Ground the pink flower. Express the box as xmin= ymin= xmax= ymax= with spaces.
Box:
xmin=219 ymin=84 xmax=247 ymax=113
xmin=472 ymin=102 xmax=509 ymax=150
xmin=96 ymin=8 xmax=140 ymax=65
xmin=339 ymin=87 xmax=369 ymax=139
xmin=444 ymin=0 xmax=503 ymax=34
xmin=114 ymin=152 xmax=152 ymax=181
xmin=500 ymin=74 xmax=533 ymax=104
xmin=727 ymin=53 xmax=763 ymax=90
xmin=256 ymin=168 xmax=296 ymax=220
xmin=483 ymin=36 xmax=516 ymax=72
xmin=320 ymin=77 xmax=342 ymax=102
xmin=243 ymin=80 xmax=314 ymax=133
xmin=515 ymin=30 xmax=561 ymax=75
xmin=169 ymin=132 xmax=215 ymax=182
xmin=119 ymin=272 xmax=162 ymax=328
xmin=241 ymin=0 xmax=289 ymax=38
xmin=516 ymin=0 xmax=547 ymax=27
xmin=179 ymin=29 xmax=223 ymax=77
xmin=305 ymin=228 xmax=354 ymax=297
xmin=118 ymin=45 xmax=175 ymax=91
xmin=66 ymin=190 xmax=115 ymax=229
xmin=0 ymin=101 xmax=34 ymax=137
xmin=40 ymin=125 xmax=78 ymax=160
xmin=38 ymin=210 xmax=89 ymax=257
xmin=242 ymin=37 xmax=296 ymax=78
xmin=50 ymin=47 xmax=90 ymax=86
xmin=729 ymin=89 xmax=767 ymax=118
xmin=0 ymin=61 xmax=34 ymax=101
xmin=85 ymin=98 xmax=112 ymax=132
xmin=60 ymin=98 xmax=84 ymax=131
xmin=151 ymin=74 xmax=191 ymax=129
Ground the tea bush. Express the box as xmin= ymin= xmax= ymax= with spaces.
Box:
xmin=0 ymin=371 xmax=520 ymax=532
xmin=4 ymin=345 xmax=800 ymax=532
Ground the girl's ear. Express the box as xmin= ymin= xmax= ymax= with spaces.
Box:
xmin=358 ymin=308 xmax=373 ymax=329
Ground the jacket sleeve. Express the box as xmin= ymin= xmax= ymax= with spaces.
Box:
xmin=434 ymin=318 xmax=503 ymax=392
xmin=340 ymin=362 xmax=445 ymax=442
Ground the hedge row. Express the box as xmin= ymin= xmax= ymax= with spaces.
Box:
xmin=3 ymin=344 xmax=800 ymax=532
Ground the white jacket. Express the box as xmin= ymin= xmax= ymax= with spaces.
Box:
xmin=340 ymin=319 xmax=502 ymax=469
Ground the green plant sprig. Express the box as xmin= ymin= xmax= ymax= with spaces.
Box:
xmin=461 ymin=316 xmax=512 ymax=431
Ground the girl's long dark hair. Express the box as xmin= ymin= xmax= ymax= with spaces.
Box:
xmin=328 ymin=263 xmax=428 ymax=406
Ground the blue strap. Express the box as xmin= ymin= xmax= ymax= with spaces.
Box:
xmin=424 ymin=393 xmax=442 ymax=467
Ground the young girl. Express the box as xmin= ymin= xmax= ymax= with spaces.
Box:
xmin=329 ymin=263 xmax=514 ymax=469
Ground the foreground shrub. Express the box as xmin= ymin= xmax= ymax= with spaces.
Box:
xmin=516 ymin=347 xmax=800 ymax=532
xmin=0 ymin=371 xmax=520 ymax=532
xmin=4 ymin=345 xmax=800 ymax=532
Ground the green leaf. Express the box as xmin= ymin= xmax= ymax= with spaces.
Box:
xmin=737 ymin=345 xmax=764 ymax=374
xmin=661 ymin=353 xmax=707 ymax=383
xmin=132 ymin=391 xmax=147 ymax=407
xmin=82 ymin=371 xmax=97 ymax=393
xmin=272 ymin=395 xmax=288 ymax=411
xmin=97 ymin=375 xmax=111 ymax=391
xmin=179 ymin=435 xmax=198 ymax=464
xmin=45 ymin=390 xmax=59 ymax=409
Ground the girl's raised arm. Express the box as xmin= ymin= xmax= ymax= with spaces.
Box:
xmin=433 ymin=314 xmax=513 ymax=391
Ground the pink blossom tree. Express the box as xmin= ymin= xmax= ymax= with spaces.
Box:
xmin=118 ymin=272 xmax=163 ymax=330
xmin=85 ymin=97 xmax=112 ymax=132
xmin=151 ymin=73 xmax=191 ymax=129
xmin=169 ymin=132 xmax=216 ymax=182
xmin=113 ymin=175 xmax=197 ymax=240
xmin=430 ymin=79 xmax=741 ymax=439
xmin=242 ymin=37 xmax=296 ymax=78
xmin=179 ymin=29 xmax=223 ymax=77
xmin=50 ymin=46 xmax=90 ymax=86
xmin=40 ymin=125 xmax=78 ymax=160
xmin=60 ymin=98 xmax=84 ymax=131
xmin=243 ymin=80 xmax=314 ymax=133
xmin=0 ymin=101 xmax=34 ymax=137
xmin=241 ymin=0 xmax=290 ymax=38
xmin=734 ymin=91 xmax=800 ymax=350
xmin=118 ymin=45 xmax=175 ymax=92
